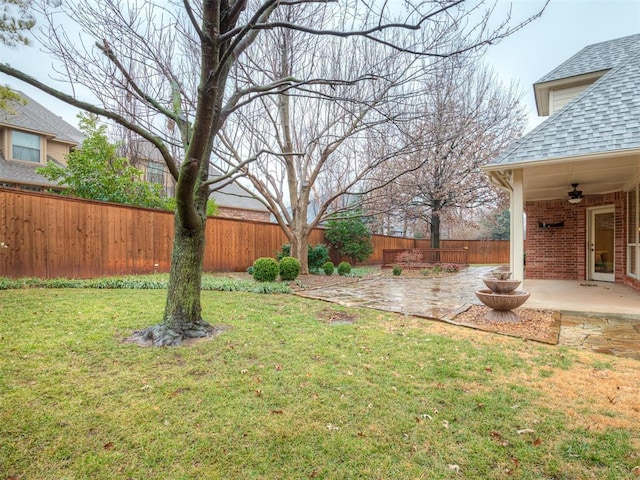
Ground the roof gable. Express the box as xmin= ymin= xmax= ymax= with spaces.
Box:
xmin=0 ymin=91 xmax=82 ymax=144
xmin=489 ymin=38 xmax=640 ymax=168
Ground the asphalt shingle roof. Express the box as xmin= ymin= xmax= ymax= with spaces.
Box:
xmin=490 ymin=34 xmax=640 ymax=167
xmin=0 ymin=91 xmax=83 ymax=144
xmin=208 ymin=166 xmax=268 ymax=212
xmin=0 ymin=154 xmax=61 ymax=187
xmin=535 ymin=33 xmax=640 ymax=84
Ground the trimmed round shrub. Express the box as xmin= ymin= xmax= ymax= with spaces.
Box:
xmin=279 ymin=257 xmax=300 ymax=281
xmin=337 ymin=261 xmax=351 ymax=276
xmin=252 ymin=257 xmax=279 ymax=282
xmin=392 ymin=264 xmax=402 ymax=276
xmin=322 ymin=261 xmax=335 ymax=276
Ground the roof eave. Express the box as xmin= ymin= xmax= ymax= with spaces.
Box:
xmin=0 ymin=122 xmax=81 ymax=145
xmin=482 ymin=146 xmax=640 ymax=173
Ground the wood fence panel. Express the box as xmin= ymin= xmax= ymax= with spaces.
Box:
xmin=1 ymin=188 xmax=510 ymax=278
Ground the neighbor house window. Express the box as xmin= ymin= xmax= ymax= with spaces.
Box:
xmin=12 ymin=130 xmax=41 ymax=163
xmin=628 ymin=186 xmax=639 ymax=279
xmin=146 ymin=163 xmax=165 ymax=185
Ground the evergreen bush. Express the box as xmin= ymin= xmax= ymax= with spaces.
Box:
xmin=276 ymin=243 xmax=330 ymax=273
xmin=252 ymin=257 xmax=279 ymax=282
xmin=279 ymin=257 xmax=301 ymax=281
xmin=308 ymin=244 xmax=330 ymax=272
xmin=392 ymin=264 xmax=402 ymax=276
xmin=322 ymin=261 xmax=335 ymax=276
xmin=337 ymin=261 xmax=351 ymax=276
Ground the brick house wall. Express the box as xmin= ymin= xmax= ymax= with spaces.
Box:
xmin=524 ymin=192 xmax=626 ymax=282
xmin=217 ymin=206 xmax=270 ymax=222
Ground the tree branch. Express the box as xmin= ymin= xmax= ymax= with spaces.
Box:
xmin=0 ymin=62 xmax=180 ymax=180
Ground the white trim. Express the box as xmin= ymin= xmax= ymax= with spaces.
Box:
xmin=626 ymin=186 xmax=639 ymax=279
xmin=483 ymin=147 xmax=640 ymax=173
xmin=510 ymin=169 xmax=525 ymax=282
xmin=587 ymin=205 xmax=615 ymax=282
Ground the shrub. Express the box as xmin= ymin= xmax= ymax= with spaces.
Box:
xmin=395 ymin=249 xmax=423 ymax=269
xmin=252 ymin=257 xmax=279 ymax=282
xmin=276 ymin=244 xmax=291 ymax=261
xmin=325 ymin=213 xmax=373 ymax=264
xmin=443 ymin=263 xmax=460 ymax=273
xmin=337 ymin=261 xmax=351 ymax=276
xmin=279 ymin=257 xmax=301 ymax=281
xmin=277 ymin=243 xmax=330 ymax=273
xmin=308 ymin=244 xmax=330 ymax=273
xmin=322 ymin=261 xmax=335 ymax=276
xmin=392 ymin=264 xmax=402 ymax=276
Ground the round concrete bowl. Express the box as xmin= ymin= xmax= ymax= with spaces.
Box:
xmin=491 ymin=271 xmax=512 ymax=281
xmin=482 ymin=278 xmax=521 ymax=294
xmin=475 ymin=289 xmax=530 ymax=311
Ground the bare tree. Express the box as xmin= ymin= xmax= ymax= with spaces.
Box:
xmin=0 ymin=0 xmax=34 ymax=110
xmin=215 ymin=10 xmax=423 ymax=273
xmin=364 ymin=58 xmax=526 ymax=248
xmin=0 ymin=0 xmax=545 ymax=345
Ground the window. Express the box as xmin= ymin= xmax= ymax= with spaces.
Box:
xmin=146 ymin=162 xmax=165 ymax=185
xmin=627 ymin=186 xmax=639 ymax=278
xmin=12 ymin=131 xmax=41 ymax=163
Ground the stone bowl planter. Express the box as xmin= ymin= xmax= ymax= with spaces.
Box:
xmin=482 ymin=278 xmax=521 ymax=294
xmin=491 ymin=271 xmax=512 ymax=281
xmin=474 ymin=289 xmax=530 ymax=311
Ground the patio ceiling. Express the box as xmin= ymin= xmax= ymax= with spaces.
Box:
xmin=505 ymin=152 xmax=640 ymax=202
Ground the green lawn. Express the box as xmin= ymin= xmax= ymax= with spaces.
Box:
xmin=1 ymin=287 xmax=638 ymax=479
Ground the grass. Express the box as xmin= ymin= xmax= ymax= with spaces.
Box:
xmin=1 ymin=287 xmax=639 ymax=479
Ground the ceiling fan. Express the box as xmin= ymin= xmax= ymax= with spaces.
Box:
xmin=568 ymin=183 xmax=583 ymax=204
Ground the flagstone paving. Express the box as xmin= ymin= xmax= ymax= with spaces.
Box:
xmin=296 ymin=266 xmax=640 ymax=360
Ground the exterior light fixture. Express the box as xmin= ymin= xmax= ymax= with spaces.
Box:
xmin=568 ymin=183 xmax=583 ymax=204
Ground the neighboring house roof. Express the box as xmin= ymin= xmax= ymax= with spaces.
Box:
xmin=535 ymin=33 xmax=640 ymax=84
xmin=0 ymin=91 xmax=82 ymax=188
xmin=120 ymin=135 xmax=268 ymax=213
xmin=0 ymin=155 xmax=63 ymax=188
xmin=208 ymin=168 xmax=268 ymax=212
xmin=0 ymin=91 xmax=83 ymax=145
xmin=489 ymin=36 xmax=640 ymax=168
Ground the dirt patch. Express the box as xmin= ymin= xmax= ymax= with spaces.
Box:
xmin=290 ymin=267 xmax=460 ymax=290
xmin=317 ymin=309 xmax=358 ymax=325
xmin=449 ymin=305 xmax=560 ymax=344
xmin=215 ymin=266 xmax=461 ymax=291
xmin=291 ymin=273 xmax=364 ymax=291
xmin=123 ymin=325 xmax=229 ymax=347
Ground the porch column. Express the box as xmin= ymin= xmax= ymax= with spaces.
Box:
xmin=510 ymin=169 xmax=524 ymax=281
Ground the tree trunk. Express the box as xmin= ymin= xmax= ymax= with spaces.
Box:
xmin=430 ymin=209 xmax=441 ymax=263
xmin=131 ymin=210 xmax=215 ymax=346
xmin=430 ymin=211 xmax=440 ymax=249
xmin=290 ymin=232 xmax=309 ymax=275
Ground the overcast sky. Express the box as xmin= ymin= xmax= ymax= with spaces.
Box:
xmin=1 ymin=0 xmax=639 ymax=133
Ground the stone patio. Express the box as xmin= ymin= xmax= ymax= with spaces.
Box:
xmin=296 ymin=266 xmax=640 ymax=360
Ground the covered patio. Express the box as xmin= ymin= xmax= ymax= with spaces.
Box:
xmin=482 ymin=34 xmax=640 ymax=293
xmin=525 ymin=278 xmax=640 ymax=316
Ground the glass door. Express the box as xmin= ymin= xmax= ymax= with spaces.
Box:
xmin=589 ymin=207 xmax=615 ymax=282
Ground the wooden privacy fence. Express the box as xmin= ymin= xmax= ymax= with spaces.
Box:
xmin=1 ymin=188 xmax=509 ymax=279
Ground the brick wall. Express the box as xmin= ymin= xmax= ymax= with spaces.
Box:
xmin=624 ymin=275 xmax=640 ymax=291
xmin=524 ymin=192 xmax=626 ymax=282
xmin=217 ymin=206 xmax=270 ymax=222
